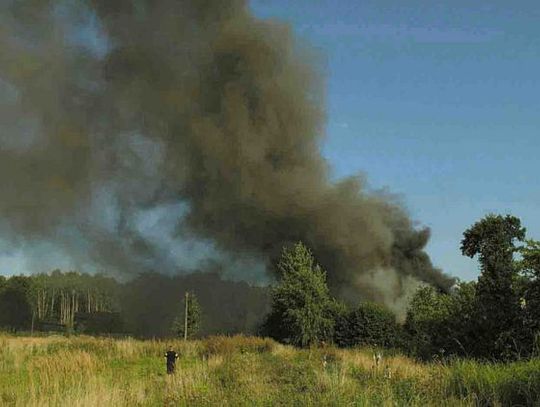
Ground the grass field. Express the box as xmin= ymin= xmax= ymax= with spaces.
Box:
xmin=1 ymin=334 xmax=540 ymax=406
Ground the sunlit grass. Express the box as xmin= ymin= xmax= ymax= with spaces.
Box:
xmin=1 ymin=333 xmax=538 ymax=406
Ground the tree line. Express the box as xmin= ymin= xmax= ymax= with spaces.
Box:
xmin=405 ymin=214 xmax=540 ymax=361
xmin=0 ymin=270 xmax=269 ymax=337
xmin=0 ymin=271 xmax=120 ymax=333
xmin=263 ymin=214 xmax=540 ymax=361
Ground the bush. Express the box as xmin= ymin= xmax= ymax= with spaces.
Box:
xmin=334 ymin=302 xmax=401 ymax=348
xmin=405 ymin=283 xmax=477 ymax=360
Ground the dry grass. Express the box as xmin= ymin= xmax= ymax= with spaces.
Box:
xmin=1 ymin=333 xmax=538 ymax=406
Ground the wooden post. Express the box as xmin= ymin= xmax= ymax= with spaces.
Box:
xmin=184 ymin=292 xmax=189 ymax=341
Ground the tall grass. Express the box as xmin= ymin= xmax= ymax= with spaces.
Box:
xmin=1 ymin=333 xmax=539 ymax=406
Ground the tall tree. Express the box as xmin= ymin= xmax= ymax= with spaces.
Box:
xmin=262 ymin=242 xmax=336 ymax=347
xmin=461 ymin=214 xmax=526 ymax=359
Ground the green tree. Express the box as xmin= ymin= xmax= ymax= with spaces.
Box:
xmin=404 ymin=282 xmax=477 ymax=359
xmin=171 ymin=292 xmax=202 ymax=339
xmin=262 ymin=242 xmax=335 ymax=347
xmin=461 ymin=214 xmax=526 ymax=359
xmin=445 ymin=281 xmax=477 ymax=356
xmin=517 ymin=240 xmax=540 ymax=352
xmin=405 ymin=286 xmax=452 ymax=359
xmin=519 ymin=240 xmax=540 ymax=271
xmin=335 ymin=301 xmax=401 ymax=349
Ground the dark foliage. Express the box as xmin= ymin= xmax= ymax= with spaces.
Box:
xmin=461 ymin=214 xmax=526 ymax=360
xmin=0 ymin=276 xmax=32 ymax=331
xmin=405 ymin=283 xmax=477 ymax=360
xmin=406 ymin=214 xmax=539 ymax=361
xmin=334 ymin=302 xmax=401 ymax=348
xmin=517 ymin=240 xmax=540 ymax=353
xmin=121 ymin=271 xmax=270 ymax=338
xmin=0 ymin=271 xmax=270 ymax=337
xmin=75 ymin=312 xmax=124 ymax=334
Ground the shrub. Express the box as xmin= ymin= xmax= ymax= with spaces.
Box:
xmin=335 ymin=302 xmax=401 ymax=348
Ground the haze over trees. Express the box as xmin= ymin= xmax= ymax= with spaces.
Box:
xmin=260 ymin=214 xmax=540 ymax=361
xmin=0 ymin=213 xmax=539 ymax=363
xmin=0 ymin=271 xmax=269 ymax=337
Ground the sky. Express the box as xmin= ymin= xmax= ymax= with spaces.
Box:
xmin=250 ymin=0 xmax=540 ymax=281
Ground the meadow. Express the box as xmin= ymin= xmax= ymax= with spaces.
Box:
xmin=1 ymin=334 xmax=539 ymax=406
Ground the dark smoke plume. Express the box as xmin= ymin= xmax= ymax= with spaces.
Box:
xmin=0 ymin=0 xmax=452 ymax=309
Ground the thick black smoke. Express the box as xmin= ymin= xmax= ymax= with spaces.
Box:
xmin=0 ymin=0 xmax=452 ymax=308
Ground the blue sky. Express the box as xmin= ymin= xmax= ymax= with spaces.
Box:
xmin=250 ymin=0 xmax=540 ymax=280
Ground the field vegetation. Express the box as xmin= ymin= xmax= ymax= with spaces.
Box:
xmin=2 ymin=334 xmax=540 ymax=406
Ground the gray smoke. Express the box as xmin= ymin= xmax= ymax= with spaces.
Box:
xmin=0 ymin=0 xmax=453 ymax=305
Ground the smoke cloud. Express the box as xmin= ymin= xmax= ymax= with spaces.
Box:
xmin=0 ymin=0 xmax=452 ymax=305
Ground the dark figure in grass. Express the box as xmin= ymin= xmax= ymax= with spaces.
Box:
xmin=164 ymin=346 xmax=179 ymax=374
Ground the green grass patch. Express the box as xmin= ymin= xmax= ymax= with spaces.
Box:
xmin=1 ymin=333 xmax=540 ymax=406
